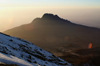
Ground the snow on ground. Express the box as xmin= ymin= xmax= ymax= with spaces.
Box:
xmin=0 ymin=33 xmax=72 ymax=66
xmin=0 ymin=53 xmax=39 ymax=66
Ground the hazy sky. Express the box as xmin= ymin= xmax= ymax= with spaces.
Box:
xmin=0 ymin=0 xmax=100 ymax=7
xmin=0 ymin=0 xmax=100 ymax=31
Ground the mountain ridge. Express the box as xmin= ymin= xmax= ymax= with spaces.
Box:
xmin=42 ymin=13 xmax=61 ymax=20
xmin=3 ymin=13 xmax=100 ymax=65
xmin=31 ymin=13 xmax=71 ymax=25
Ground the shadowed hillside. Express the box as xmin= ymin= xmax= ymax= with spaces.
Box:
xmin=4 ymin=13 xmax=100 ymax=48
xmin=4 ymin=13 xmax=100 ymax=65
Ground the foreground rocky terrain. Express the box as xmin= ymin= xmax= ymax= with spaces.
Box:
xmin=0 ymin=32 xmax=72 ymax=66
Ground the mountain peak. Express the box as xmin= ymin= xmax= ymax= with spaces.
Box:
xmin=42 ymin=13 xmax=61 ymax=20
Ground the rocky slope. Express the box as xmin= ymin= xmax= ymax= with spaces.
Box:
xmin=0 ymin=32 xmax=72 ymax=66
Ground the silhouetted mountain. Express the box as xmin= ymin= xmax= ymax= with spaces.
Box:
xmin=3 ymin=13 xmax=100 ymax=65
xmin=42 ymin=13 xmax=60 ymax=20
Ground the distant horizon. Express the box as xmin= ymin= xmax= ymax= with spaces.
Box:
xmin=0 ymin=0 xmax=100 ymax=31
